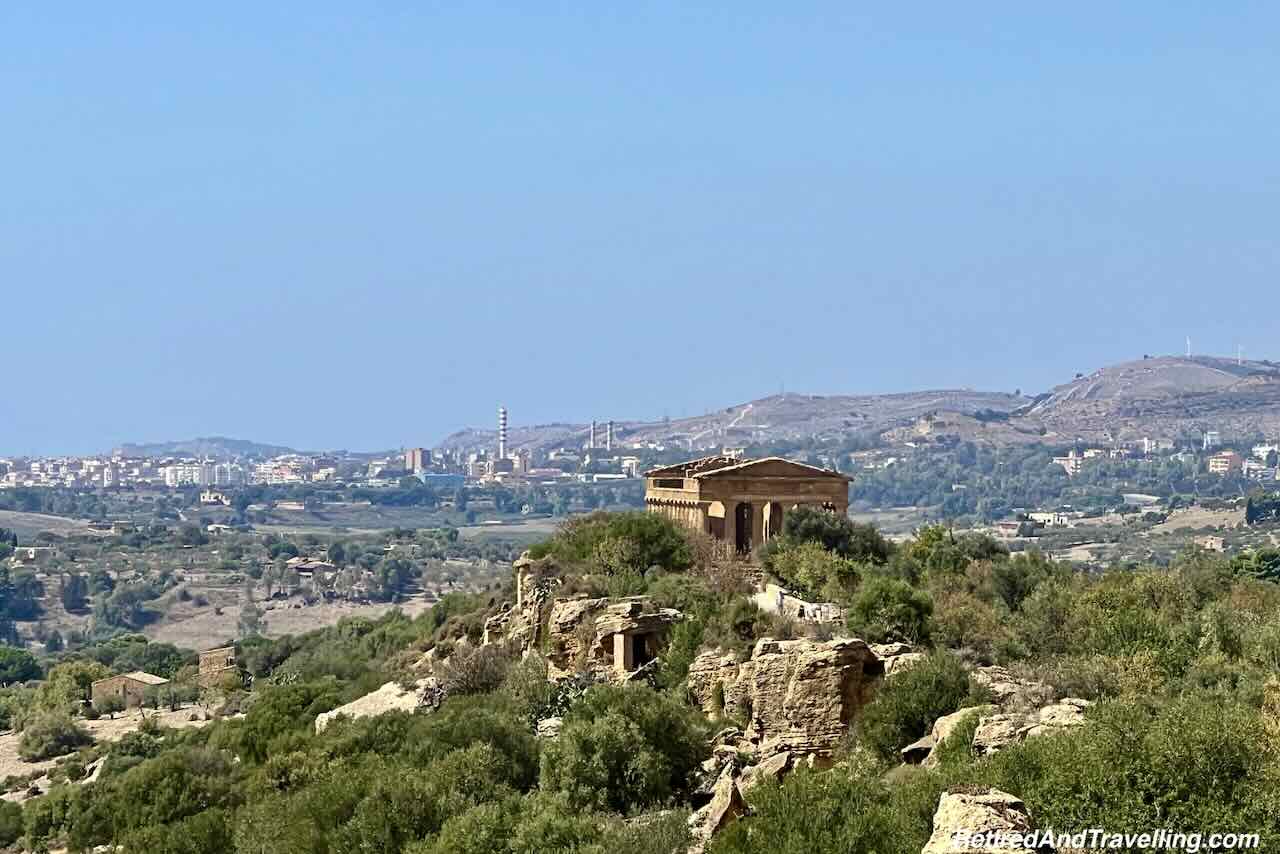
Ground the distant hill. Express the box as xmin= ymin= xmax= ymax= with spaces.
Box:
xmin=115 ymin=355 xmax=1280 ymax=461
xmin=437 ymin=389 xmax=1031 ymax=455
xmin=1024 ymin=355 xmax=1280 ymax=443
xmin=440 ymin=354 xmax=1280 ymax=454
xmin=113 ymin=436 xmax=307 ymax=459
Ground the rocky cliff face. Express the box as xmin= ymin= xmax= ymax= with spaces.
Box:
xmin=688 ymin=637 xmax=883 ymax=757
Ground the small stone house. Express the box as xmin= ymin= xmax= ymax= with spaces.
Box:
xmin=91 ymin=671 xmax=169 ymax=709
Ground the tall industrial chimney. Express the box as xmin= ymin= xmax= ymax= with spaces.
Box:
xmin=590 ymin=420 xmax=597 ymax=449
xmin=498 ymin=407 xmax=508 ymax=460
xmin=606 ymin=420 xmax=614 ymax=452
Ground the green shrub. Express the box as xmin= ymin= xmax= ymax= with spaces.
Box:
xmin=764 ymin=540 xmax=862 ymax=601
xmin=0 ymin=800 xmax=20 ymax=847
xmin=846 ymin=577 xmax=933 ymax=644
xmin=18 ymin=714 xmax=93 ymax=761
xmin=0 ymin=647 xmax=40 ymax=685
xmin=709 ymin=766 xmax=930 ymax=854
xmin=857 ymin=652 xmax=982 ymax=760
xmin=771 ymin=508 xmax=893 ymax=563
xmin=115 ymin=806 xmax=232 ymax=854
xmin=965 ymin=694 xmax=1280 ymax=845
xmin=540 ymin=684 xmax=709 ymax=812
xmin=528 ymin=512 xmax=693 ymax=572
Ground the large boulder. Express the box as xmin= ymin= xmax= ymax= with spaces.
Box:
xmin=687 ymin=765 xmax=745 ymax=853
xmin=690 ymin=637 xmax=881 ymax=758
xmin=1024 ymin=698 xmax=1090 ymax=737
xmin=970 ymin=666 xmax=1052 ymax=710
xmin=971 ymin=714 xmax=1024 ymax=757
xmin=738 ymin=750 xmax=790 ymax=794
xmin=922 ymin=788 xmax=1042 ymax=854
xmin=918 ymin=705 xmax=994 ymax=768
xmin=871 ymin=643 xmax=926 ymax=679
xmin=314 ymin=677 xmax=442 ymax=733
xmin=687 ymin=650 xmax=742 ymax=715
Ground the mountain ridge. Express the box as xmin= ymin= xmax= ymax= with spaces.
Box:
xmin=110 ymin=355 xmax=1280 ymax=459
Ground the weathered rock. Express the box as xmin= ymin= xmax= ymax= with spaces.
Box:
xmin=901 ymin=734 xmax=936 ymax=764
xmin=688 ymin=650 xmax=742 ymax=715
xmin=687 ymin=765 xmax=744 ymax=852
xmin=971 ymin=666 xmax=1052 ymax=710
xmin=738 ymin=750 xmax=790 ymax=794
xmin=314 ymin=677 xmax=442 ymax=733
xmin=883 ymin=652 xmax=927 ymax=678
xmin=545 ymin=596 xmax=682 ymax=680
xmin=921 ymin=788 xmax=1039 ymax=854
xmin=535 ymin=716 xmax=563 ymax=739
xmin=481 ymin=553 xmax=562 ymax=650
xmin=740 ymin=637 xmax=881 ymax=756
xmin=920 ymin=705 xmax=994 ymax=769
xmin=689 ymin=637 xmax=880 ymax=757
xmin=972 ymin=714 xmax=1025 ymax=757
xmin=870 ymin=642 xmax=913 ymax=659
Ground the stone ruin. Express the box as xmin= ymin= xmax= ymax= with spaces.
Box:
xmin=482 ymin=553 xmax=563 ymax=650
xmin=479 ymin=552 xmax=686 ymax=683
xmin=545 ymin=596 xmax=683 ymax=680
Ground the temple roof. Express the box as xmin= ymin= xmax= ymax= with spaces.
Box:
xmin=644 ymin=456 xmax=850 ymax=481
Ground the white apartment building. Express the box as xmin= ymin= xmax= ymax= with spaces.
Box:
xmin=163 ymin=463 xmax=213 ymax=487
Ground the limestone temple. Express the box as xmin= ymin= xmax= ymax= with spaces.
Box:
xmin=643 ymin=456 xmax=850 ymax=555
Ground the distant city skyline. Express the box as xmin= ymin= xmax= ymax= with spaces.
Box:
xmin=5 ymin=5 xmax=1280 ymax=455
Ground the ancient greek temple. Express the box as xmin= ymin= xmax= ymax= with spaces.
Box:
xmin=644 ymin=456 xmax=850 ymax=555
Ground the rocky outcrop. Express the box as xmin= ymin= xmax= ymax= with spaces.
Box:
xmin=738 ymin=750 xmax=790 ymax=794
xmin=687 ymin=765 xmax=745 ymax=853
xmin=972 ymin=697 xmax=1093 ymax=757
xmin=1024 ymin=698 xmax=1090 ymax=736
xmin=971 ymin=714 xmax=1023 ymax=758
xmin=922 ymin=788 xmax=1041 ymax=854
xmin=482 ymin=553 xmax=562 ymax=649
xmin=911 ymin=694 xmax=1092 ymax=766
xmin=970 ymin=666 xmax=1053 ymax=710
xmin=871 ymin=643 xmax=927 ymax=678
xmin=545 ymin=596 xmax=682 ymax=680
xmin=314 ymin=677 xmax=443 ymax=733
xmin=688 ymin=637 xmax=881 ymax=757
xmin=687 ymin=650 xmax=742 ymax=715
xmin=905 ymin=705 xmax=994 ymax=768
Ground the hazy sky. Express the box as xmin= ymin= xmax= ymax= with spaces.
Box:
xmin=4 ymin=4 xmax=1279 ymax=455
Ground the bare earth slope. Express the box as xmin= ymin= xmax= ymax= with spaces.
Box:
xmin=1027 ymin=356 xmax=1280 ymax=442
xmin=437 ymin=390 xmax=1028 ymax=454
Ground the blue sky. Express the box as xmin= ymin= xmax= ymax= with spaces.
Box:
xmin=3 ymin=4 xmax=1279 ymax=454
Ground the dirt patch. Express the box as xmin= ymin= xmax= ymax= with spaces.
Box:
xmin=144 ymin=593 xmax=437 ymax=648
xmin=0 ymin=510 xmax=91 ymax=539
xmin=0 ymin=706 xmax=210 ymax=792
xmin=1148 ymin=506 xmax=1244 ymax=534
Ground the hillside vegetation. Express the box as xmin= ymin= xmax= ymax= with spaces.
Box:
xmin=1 ymin=511 xmax=1279 ymax=852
